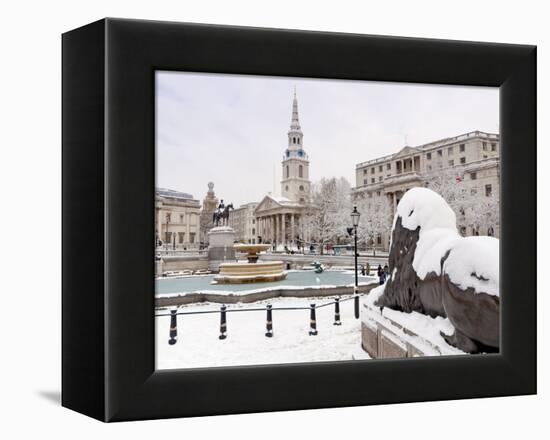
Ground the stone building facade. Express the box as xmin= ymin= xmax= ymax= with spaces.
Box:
xmin=352 ymin=131 xmax=500 ymax=251
xmin=254 ymin=90 xmax=312 ymax=248
xmin=228 ymin=202 xmax=259 ymax=244
xmin=155 ymin=188 xmax=201 ymax=249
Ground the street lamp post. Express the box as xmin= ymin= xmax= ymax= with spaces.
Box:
xmin=351 ymin=206 xmax=361 ymax=319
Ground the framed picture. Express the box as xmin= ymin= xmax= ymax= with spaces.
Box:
xmin=62 ymin=18 xmax=536 ymax=421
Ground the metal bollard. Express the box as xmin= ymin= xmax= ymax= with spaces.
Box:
xmin=309 ymin=303 xmax=318 ymax=336
xmin=265 ymin=304 xmax=273 ymax=337
xmin=333 ymin=297 xmax=342 ymax=326
xmin=219 ymin=305 xmax=227 ymax=340
xmin=168 ymin=309 xmax=178 ymax=345
xmin=354 ymin=294 xmax=360 ymax=319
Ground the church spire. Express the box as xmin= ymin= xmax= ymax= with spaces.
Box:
xmin=290 ymin=87 xmax=301 ymax=132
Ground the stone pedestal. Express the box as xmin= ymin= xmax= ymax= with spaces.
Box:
xmin=207 ymin=226 xmax=236 ymax=272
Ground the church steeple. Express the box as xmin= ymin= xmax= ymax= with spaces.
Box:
xmin=288 ymin=87 xmax=303 ymax=150
xmin=282 ymin=88 xmax=310 ymax=203
xmin=290 ymin=87 xmax=301 ymax=131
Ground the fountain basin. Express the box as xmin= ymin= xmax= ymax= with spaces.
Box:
xmin=215 ymin=261 xmax=287 ymax=284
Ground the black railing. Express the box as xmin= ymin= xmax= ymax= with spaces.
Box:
xmin=155 ymin=294 xmax=365 ymax=345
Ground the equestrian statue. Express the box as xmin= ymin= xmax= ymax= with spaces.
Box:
xmin=212 ymin=199 xmax=234 ymax=227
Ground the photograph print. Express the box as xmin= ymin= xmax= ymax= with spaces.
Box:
xmin=154 ymin=71 xmax=500 ymax=370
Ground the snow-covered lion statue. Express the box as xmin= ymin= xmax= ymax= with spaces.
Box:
xmin=375 ymin=187 xmax=499 ymax=353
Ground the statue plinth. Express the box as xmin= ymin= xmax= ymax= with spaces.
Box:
xmin=207 ymin=226 xmax=236 ymax=272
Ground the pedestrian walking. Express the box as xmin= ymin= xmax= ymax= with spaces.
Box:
xmin=377 ymin=264 xmax=385 ymax=285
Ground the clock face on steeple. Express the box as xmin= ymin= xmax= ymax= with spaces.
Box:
xmin=281 ymin=89 xmax=310 ymax=203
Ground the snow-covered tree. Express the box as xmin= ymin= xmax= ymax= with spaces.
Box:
xmin=424 ymin=164 xmax=469 ymax=233
xmin=464 ymin=193 xmax=499 ymax=236
xmin=423 ymin=162 xmax=499 ymax=237
xmin=302 ymin=177 xmax=352 ymax=254
xmin=354 ymin=193 xmax=393 ymax=256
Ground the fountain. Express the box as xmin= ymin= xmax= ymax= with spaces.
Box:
xmin=214 ymin=243 xmax=287 ymax=284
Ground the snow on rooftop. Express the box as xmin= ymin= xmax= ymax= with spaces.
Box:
xmin=156 ymin=187 xmax=195 ymax=200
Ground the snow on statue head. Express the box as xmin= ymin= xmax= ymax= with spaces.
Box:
xmin=376 ymin=187 xmax=500 ymax=353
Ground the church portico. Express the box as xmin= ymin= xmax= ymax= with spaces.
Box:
xmin=255 ymin=205 xmax=306 ymax=248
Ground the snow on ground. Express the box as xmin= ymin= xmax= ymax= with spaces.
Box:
xmin=156 ymin=294 xmax=369 ymax=369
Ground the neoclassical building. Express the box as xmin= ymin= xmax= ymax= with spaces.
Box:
xmin=254 ymin=90 xmax=312 ymax=247
xmin=352 ymin=130 xmax=500 ymax=250
xmin=228 ymin=202 xmax=259 ymax=244
xmin=155 ymin=188 xmax=201 ymax=249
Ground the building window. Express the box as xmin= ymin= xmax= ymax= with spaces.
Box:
xmin=482 ymin=142 xmax=487 ymax=151
xmin=448 ymin=160 xmax=454 ymax=166
xmin=387 ymin=163 xmax=391 ymax=170
xmin=379 ymin=165 xmax=383 ymax=172
xmin=371 ymin=168 xmax=375 ymax=174
xmin=371 ymin=178 xmax=375 ymax=184
xmin=299 ymin=165 xmax=303 ymax=178
xmin=448 ymin=147 xmax=454 ymax=155
xmin=377 ymin=190 xmax=381 ymax=196
xmin=252 ymin=228 xmax=255 ymax=235
xmin=378 ymin=176 xmax=382 ymax=182
xmin=165 ymin=213 xmax=171 ymax=223
xmin=471 ymin=188 xmax=477 ymax=195
xmin=299 ymin=185 xmax=304 ymax=191
xmin=437 ymin=150 xmax=442 ymax=157
xmin=189 ymin=233 xmax=195 ymax=243
xmin=485 ymin=184 xmax=492 ymax=197
xmin=363 ymin=169 xmax=367 ymax=175
xmin=165 ymin=231 xmax=172 ymax=243
xmin=459 ymin=144 xmax=465 ymax=152
xmin=491 ymin=143 xmax=496 ymax=152
xmin=178 ymin=232 xmax=184 ymax=244
xmin=426 ymin=152 xmax=432 ymax=160
xmin=363 ymin=179 xmax=368 ymax=185
xmin=286 ymin=165 xmax=289 ymax=178
xmin=300 ymin=198 xmax=305 ymax=203
xmin=376 ymin=234 xmax=382 ymax=245
xmin=460 ymin=157 xmax=466 ymax=164
xmin=285 ymin=185 xmax=289 ymax=192
xmin=180 ymin=214 xmax=184 ymax=223
xmin=470 ymin=172 xmax=477 ymax=180
xmin=297 ymin=138 xmax=300 ymax=145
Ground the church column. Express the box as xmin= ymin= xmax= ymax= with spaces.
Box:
xmin=281 ymin=213 xmax=286 ymax=247
xmin=290 ymin=213 xmax=295 ymax=248
xmin=274 ymin=214 xmax=278 ymax=246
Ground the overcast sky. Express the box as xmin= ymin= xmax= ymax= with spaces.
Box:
xmin=156 ymin=71 xmax=499 ymax=207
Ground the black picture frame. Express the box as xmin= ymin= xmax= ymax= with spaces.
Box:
xmin=62 ymin=18 xmax=536 ymax=422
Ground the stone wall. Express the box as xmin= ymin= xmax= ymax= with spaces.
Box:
xmin=156 ymin=282 xmax=378 ymax=307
